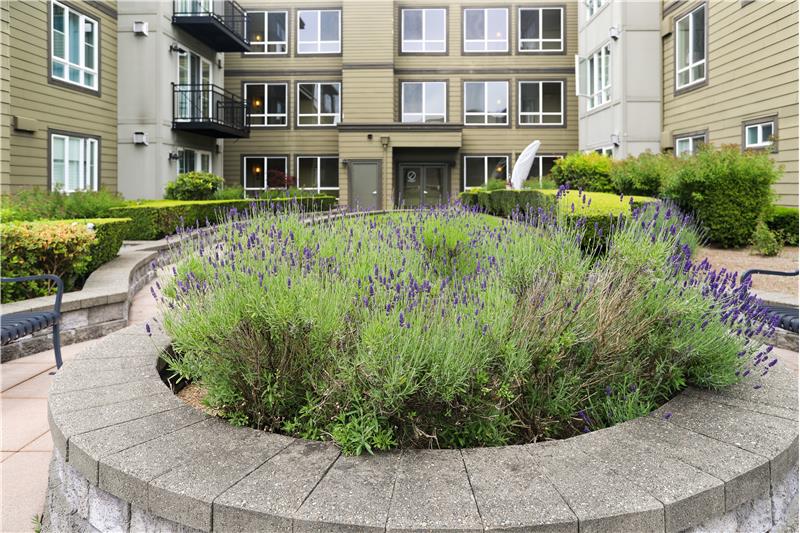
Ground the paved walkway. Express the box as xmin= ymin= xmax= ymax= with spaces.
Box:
xmin=1 ymin=280 xmax=158 ymax=533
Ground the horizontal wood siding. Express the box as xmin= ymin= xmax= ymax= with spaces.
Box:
xmin=1 ymin=0 xmax=10 ymax=191
xmin=342 ymin=69 xmax=394 ymax=123
xmin=7 ymin=0 xmax=117 ymax=194
xmin=662 ymin=0 xmax=799 ymax=206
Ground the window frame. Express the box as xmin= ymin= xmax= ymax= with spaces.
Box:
xmin=743 ymin=117 xmax=777 ymax=151
xmin=463 ymin=7 xmax=509 ymax=53
xmin=517 ymin=80 xmax=565 ymax=127
xmin=296 ymin=155 xmax=340 ymax=196
xmin=594 ymin=146 xmax=614 ymax=157
xmin=400 ymin=81 xmax=448 ymax=124
xmin=463 ymin=80 xmax=509 ymax=126
xmin=518 ymin=7 xmax=564 ymax=53
xmin=296 ymin=9 xmax=342 ymax=55
xmin=176 ymin=148 xmax=213 ymax=175
xmin=242 ymin=155 xmax=289 ymax=193
xmin=674 ymin=4 xmax=707 ymax=92
xmin=245 ymin=11 xmax=289 ymax=55
xmin=674 ymin=132 xmax=707 ymax=156
xmin=525 ymin=154 xmax=563 ymax=187
xmin=49 ymin=131 xmax=100 ymax=193
xmin=296 ymin=82 xmax=342 ymax=127
xmin=400 ymin=8 xmax=447 ymax=54
xmin=50 ymin=0 xmax=99 ymax=92
xmin=584 ymin=0 xmax=606 ymax=19
xmin=244 ymin=82 xmax=288 ymax=128
xmin=583 ymin=43 xmax=611 ymax=110
xmin=463 ymin=155 xmax=510 ymax=190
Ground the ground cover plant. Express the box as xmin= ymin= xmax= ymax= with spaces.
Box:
xmin=156 ymin=200 xmax=778 ymax=455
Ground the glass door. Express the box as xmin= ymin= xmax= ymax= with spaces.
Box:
xmin=399 ymin=165 xmax=421 ymax=208
xmin=422 ymin=166 xmax=444 ymax=206
xmin=177 ymin=51 xmax=212 ymax=121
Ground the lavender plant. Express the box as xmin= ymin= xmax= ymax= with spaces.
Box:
xmin=155 ymin=200 xmax=777 ymax=455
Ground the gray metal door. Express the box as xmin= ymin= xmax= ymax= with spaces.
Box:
xmin=348 ymin=160 xmax=381 ymax=211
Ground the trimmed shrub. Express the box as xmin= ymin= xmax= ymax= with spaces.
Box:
xmin=611 ymin=152 xmax=681 ymax=197
xmin=751 ymin=221 xmax=782 ymax=256
xmin=212 ymin=186 xmax=245 ymax=200
xmin=485 ymin=178 xmax=507 ymax=191
xmin=663 ymin=145 xmax=780 ymax=248
xmin=110 ymin=196 xmax=337 ymax=240
xmin=550 ymin=151 xmax=614 ymax=192
xmin=766 ymin=206 xmax=799 ymax=247
xmin=164 ymin=172 xmax=224 ymax=201
xmin=1 ymin=189 xmax=126 ymax=221
xmin=81 ymin=218 xmax=133 ymax=272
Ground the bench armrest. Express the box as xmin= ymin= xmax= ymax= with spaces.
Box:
xmin=741 ymin=269 xmax=800 ymax=283
xmin=1 ymin=275 xmax=64 ymax=314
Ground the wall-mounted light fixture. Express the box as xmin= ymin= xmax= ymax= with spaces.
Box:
xmin=133 ymin=21 xmax=149 ymax=35
xmin=380 ymin=136 xmax=390 ymax=148
xmin=168 ymin=151 xmax=180 ymax=161
xmin=169 ymin=43 xmax=186 ymax=54
xmin=609 ymin=26 xmax=621 ymax=40
xmin=132 ymin=131 xmax=148 ymax=145
xmin=610 ymin=133 xmax=621 ymax=146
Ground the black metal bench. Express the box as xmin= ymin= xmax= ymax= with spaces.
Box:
xmin=742 ymin=269 xmax=799 ymax=334
xmin=1 ymin=275 xmax=64 ymax=368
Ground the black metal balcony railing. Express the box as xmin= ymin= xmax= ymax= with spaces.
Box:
xmin=172 ymin=0 xmax=250 ymax=52
xmin=172 ymin=84 xmax=250 ymax=138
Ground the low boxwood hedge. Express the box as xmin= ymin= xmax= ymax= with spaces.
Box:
xmin=766 ymin=206 xmax=799 ymax=247
xmin=0 ymin=218 xmax=131 ymax=303
xmin=109 ymin=196 xmax=337 ymax=240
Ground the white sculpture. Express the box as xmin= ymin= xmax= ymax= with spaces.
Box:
xmin=509 ymin=140 xmax=541 ymax=190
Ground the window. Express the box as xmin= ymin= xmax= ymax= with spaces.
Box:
xmin=51 ymin=0 xmax=98 ymax=90
xmin=578 ymin=44 xmax=611 ymax=109
xmin=594 ymin=146 xmax=614 ymax=157
xmin=297 ymin=83 xmax=341 ymax=126
xmin=246 ymin=11 xmax=287 ymax=54
xmin=519 ymin=81 xmax=564 ymax=125
xmin=243 ymin=156 xmax=289 ymax=193
xmin=464 ymin=81 xmax=508 ymax=125
xmin=585 ymin=0 xmax=605 ymax=18
xmin=50 ymin=133 xmax=98 ymax=192
xmin=401 ymin=9 xmax=446 ymax=52
xmin=297 ymin=156 xmax=339 ymax=196
xmin=463 ymin=155 xmax=508 ymax=189
xmin=675 ymin=5 xmax=706 ymax=89
xmin=675 ymin=134 xmax=706 ymax=156
xmin=464 ymin=8 xmax=508 ymax=52
xmin=525 ymin=155 xmax=562 ymax=186
xmin=245 ymin=83 xmax=287 ymax=127
xmin=744 ymin=121 xmax=775 ymax=149
xmin=519 ymin=8 xmax=563 ymax=52
xmin=401 ymin=82 xmax=446 ymax=123
xmin=297 ymin=10 xmax=341 ymax=54
xmin=177 ymin=148 xmax=212 ymax=175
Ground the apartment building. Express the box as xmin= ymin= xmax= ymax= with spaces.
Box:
xmin=116 ymin=0 xmax=251 ymax=199
xmin=1 ymin=0 xmax=118 ymax=195
xmin=224 ymin=0 xmax=579 ymax=209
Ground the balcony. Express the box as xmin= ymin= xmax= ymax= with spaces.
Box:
xmin=172 ymin=0 xmax=250 ymax=52
xmin=172 ymin=84 xmax=250 ymax=138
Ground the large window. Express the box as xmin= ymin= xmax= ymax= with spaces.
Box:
xmin=675 ymin=133 xmax=706 ymax=156
xmin=297 ymin=156 xmax=339 ymax=196
xmin=519 ymin=81 xmax=564 ymax=125
xmin=519 ymin=7 xmax=563 ymax=52
xmin=464 ymin=155 xmax=508 ymax=189
xmin=401 ymin=82 xmax=446 ymax=123
xmin=177 ymin=148 xmax=212 ymax=175
xmin=246 ymin=11 xmax=287 ymax=54
xmin=243 ymin=156 xmax=289 ymax=193
xmin=245 ymin=83 xmax=287 ymax=127
xmin=676 ymin=5 xmax=706 ymax=90
xmin=401 ymin=9 xmax=446 ymax=52
xmin=464 ymin=81 xmax=508 ymax=125
xmin=463 ymin=8 xmax=508 ymax=52
xmin=297 ymin=82 xmax=341 ymax=126
xmin=526 ymin=155 xmax=562 ymax=186
xmin=50 ymin=133 xmax=98 ymax=192
xmin=744 ymin=120 xmax=775 ymax=150
xmin=585 ymin=0 xmax=605 ymax=18
xmin=580 ymin=44 xmax=611 ymax=110
xmin=297 ymin=10 xmax=341 ymax=54
xmin=51 ymin=0 xmax=98 ymax=90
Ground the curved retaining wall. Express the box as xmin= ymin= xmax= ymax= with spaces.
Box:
xmin=44 ymin=325 xmax=798 ymax=532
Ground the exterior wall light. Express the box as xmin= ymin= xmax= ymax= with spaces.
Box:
xmin=169 ymin=43 xmax=186 ymax=54
xmin=132 ymin=132 xmax=149 ymax=145
xmin=168 ymin=151 xmax=180 ymax=161
xmin=133 ymin=21 xmax=149 ymax=36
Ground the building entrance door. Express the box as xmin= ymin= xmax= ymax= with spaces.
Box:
xmin=398 ymin=164 xmax=447 ymax=207
xmin=348 ymin=160 xmax=381 ymax=211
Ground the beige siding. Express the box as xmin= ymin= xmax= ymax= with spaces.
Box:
xmin=662 ymin=0 xmax=799 ymax=206
xmin=1 ymin=0 xmax=10 ymax=191
xmin=5 ymin=0 xmax=117 ymax=195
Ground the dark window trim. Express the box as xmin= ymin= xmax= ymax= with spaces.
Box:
xmin=240 ymin=153 xmax=290 ymax=190
xmin=742 ymin=114 xmax=779 ymax=153
xmin=295 ymin=80 xmax=343 ymax=128
xmin=397 ymin=79 xmax=449 ymax=124
xmin=672 ymin=128 xmax=708 ymax=155
xmin=673 ymin=1 xmax=709 ymax=97
xmin=515 ymin=78 xmax=568 ymax=129
xmin=397 ymin=5 xmax=450 ymax=56
xmin=241 ymin=80 xmax=290 ymax=129
xmin=295 ymin=154 xmax=341 ymax=194
xmin=516 ymin=4 xmax=567 ymax=56
xmin=461 ymin=153 xmax=512 ymax=190
xmin=294 ymin=7 xmax=343 ymax=58
xmin=241 ymin=9 xmax=291 ymax=58
xmin=462 ymin=79 xmax=512 ymax=129
xmin=48 ymin=0 xmax=102 ymax=97
xmin=461 ymin=6 xmax=512 ymax=56
xmin=47 ymin=128 xmax=102 ymax=192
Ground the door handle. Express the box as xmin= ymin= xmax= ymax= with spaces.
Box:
xmin=372 ymin=190 xmax=377 ymax=195
xmin=423 ymin=190 xmax=428 ymax=194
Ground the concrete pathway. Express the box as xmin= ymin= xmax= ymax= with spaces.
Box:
xmin=0 ymin=279 xmax=158 ymax=533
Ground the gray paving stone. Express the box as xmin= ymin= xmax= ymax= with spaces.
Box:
xmin=293 ymin=451 xmax=401 ymax=533
xmin=69 ymin=405 xmax=208 ymax=485
xmin=213 ymin=440 xmax=340 ymax=532
xmin=49 ymin=378 xmax=167 ymax=413
xmin=385 ymin=448 xmax=483 ymax=533
xmin=62 ymin=355 xmax=156 ymax=372
xmin=461 ymin=445 xmax=577 ymax=532
xmin=653 ymin=391 xmax=799 ymax=486
xmin=147 ymin=429 xmax=293 ymax=531
xmin=74 ymin=332 xmax=169 ymax=359
xmin=686 ymin=387 xmax=798 ymax=421
xmin=576 ymin=423 xmax=724 ymax=532
xmin=526 ymin=439 xmax=664 ymax=533
xmin=623 ymin=416 xmax=770 ymax=511
xmin=50 ymin=365 xmax=160 ymax=395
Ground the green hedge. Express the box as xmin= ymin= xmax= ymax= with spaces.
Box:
xmin=109 ymin=196 xmax=337 ymax=240
xmin=0 ymin=218 xmax=131 ymax=303
xmin=766 ymin=206 xmax=799 ymax=247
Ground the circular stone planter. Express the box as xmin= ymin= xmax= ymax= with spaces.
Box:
xmin=45 ymin=325 xmax=798 ymax=533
